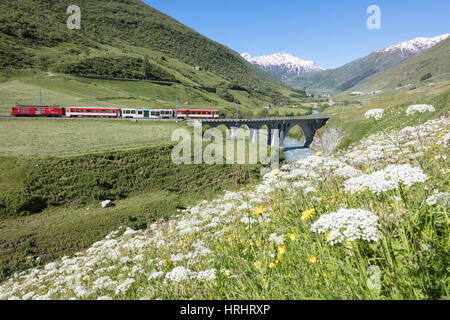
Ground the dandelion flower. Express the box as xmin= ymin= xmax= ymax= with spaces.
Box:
xmin=253 ymin=207 xmax=266 ymax=216
xmin=309 ymin=256 xmax=319 ymax=264
xmin=301 ymin=208 xmax=316 ymax=220
xmin=272 ymin=169 xmax=281 ymax=176
xmin=277 ymin=245 xmax=286 ymax=255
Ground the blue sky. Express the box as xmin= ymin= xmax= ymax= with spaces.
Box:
xmin=145 ymin=0 xmax=450 ymax=69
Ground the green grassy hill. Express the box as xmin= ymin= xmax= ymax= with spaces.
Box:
xmin=354 ymin=37 xmax=450 ymax=92
xmin=0 ymin=0 xmax=307 ymax=112
xmin=285 ymin=48 xmax=421 ymax=95
xmin=286 ymin=37 xmax=450 ymax=96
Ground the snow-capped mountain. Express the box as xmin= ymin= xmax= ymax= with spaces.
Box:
xmin=287 ymin=33 xmax=450 ymax=95
xmin=378 ymin=34 xmax=450 ymax=55
xmin=241 ymin=52 xmax=324 ymax=80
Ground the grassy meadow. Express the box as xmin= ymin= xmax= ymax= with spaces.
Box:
xmin=0 ymin=138 xmax=262 ymax=281
xmin=0 ymin=116 xmax=272 ymax=281
xmin=0 ymin=118 xmax=183 ymax=157
xmin=0 ymin=72 xmax=448 ymax=299
xmin=319 ymin=86 xmax=450 ymax=150
xmin=0 ymin=95 xmax=448 ymax=299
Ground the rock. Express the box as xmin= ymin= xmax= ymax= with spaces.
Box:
xmin=310 ymin=125 xmax=345 ymax=156
xmin=101 ymin=200 xmax=113 ymax=208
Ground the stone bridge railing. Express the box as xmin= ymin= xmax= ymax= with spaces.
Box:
xmin=196 ymin=116 xmax=331 ymax=148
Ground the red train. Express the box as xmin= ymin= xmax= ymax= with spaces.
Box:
xmin=10 ymin=105 xmax=220 ymax=119
xmin=11 ymin=106 xmax=65 ymax=117
xmin=174 ymin=109 xmax=220 ymax=119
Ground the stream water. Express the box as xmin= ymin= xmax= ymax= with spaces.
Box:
xmin=283 ymin=109 xmax=318 ymax=162
xmin=283 ymin=137 xmax=316 ymax=162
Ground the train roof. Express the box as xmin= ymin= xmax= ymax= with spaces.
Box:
xmin=122 ymin=108 xmax=173 ymax=111
xmin=66 ymin=106 xmax=121 ymax=109
xmin=175 ymin=109 xmax=220 ymax=111
xmin=13 ymin=105 xmax=62 ymax=108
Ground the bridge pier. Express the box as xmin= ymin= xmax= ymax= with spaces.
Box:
xmin=228 ymin=127 xmax=238 ymax=139
xmin=299 ymin=122 xmax=316 ymax=148
xmin=271 ymin=128 xmax=281 ymax=147
xmin=249 ymin=128 xmax=259 ymax=144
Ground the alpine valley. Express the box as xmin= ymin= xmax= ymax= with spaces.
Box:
xmin=244 ymin=34 xmax=450 ymax=95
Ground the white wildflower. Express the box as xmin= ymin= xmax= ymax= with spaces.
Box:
xmin=426 ymin=193 xmax=450 ymax=209
xmin=406 ymin=104 xmax=435 ymax=116
xmin=365 ymin=109 xmax=384 ymax=120
xmin=148 ymin=271 xmax=164 ymax=281
xmin=311 ymin=208 xmax=380 ymax=245
xmin=268 ymin=233 xmax=285 ymax=246
xmin=196 ymin=269 xmax=216 ymax=281
xmin=115 ymin=278 xmax=135 ymax=295
xmin=165 ymin=266 xmax=195 ymax=282
xmin=344 ymin=165 xmax=427 ymax=194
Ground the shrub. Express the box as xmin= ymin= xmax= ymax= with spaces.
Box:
xmin=0 ymin=193 xmax=47 ymax=216
xmin=420 ymin=73 xmax=432 ymax=81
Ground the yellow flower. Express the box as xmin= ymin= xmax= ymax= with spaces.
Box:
xmin=289 ymin=234 xmax=297 ymax=241
xmin=269 ymin=263 xmax=276 ymax=269
xmin=272 ymin=169 xmax=281 ymax=176
xmin=253 ymin=206 xmax=266 ymax=216
xmin=316 ymin=151 xmax=322 ymax=157
xmin=309 ymin=256 xmax=319 ymax=264
xmin=324 ymin=233 xmax=333 ymax=240
xmin=301 ymin=208 xmax=316 ymax=220
xmin=223 ymin=269 xmax=232 ymax=277
xmin=277 ymin=245 xmax=286 ymax=255
xmin=254 ymin=261 xmax=262 ymax=270
xmin=167 ymin=230 xmax=173 ymax=235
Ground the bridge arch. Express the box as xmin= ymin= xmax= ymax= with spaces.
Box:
xmin=195 ymin=116 xmax=330 ymax=148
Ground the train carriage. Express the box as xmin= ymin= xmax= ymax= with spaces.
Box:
xmin=122 ymin=108 xmax=174 ymax=119
xmin=65 ymin=107 xmax=121 ymax=118
xmin=122 ymin=108 xmax=144 ymax=119
xmin=11 ymin=105 xmax=65 ymax=117
xmin=174 ymin=109 xmax=219 ymax=119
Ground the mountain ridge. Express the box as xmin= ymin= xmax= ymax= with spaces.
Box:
xmin=283 ymin=34 xmax=449 ymax=95
xmin=241 ymin=52 xmax=324 ymax=80
xmin=354 ymin=36 xmax=450 ymax=92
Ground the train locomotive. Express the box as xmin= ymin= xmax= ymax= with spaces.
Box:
xmin=11 ymin=105 xmax=220 ymax=119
